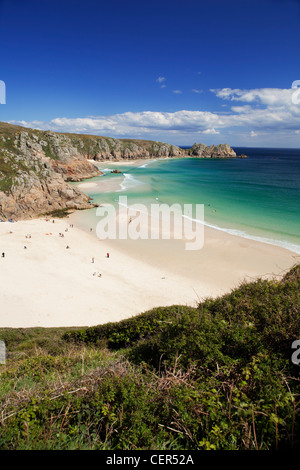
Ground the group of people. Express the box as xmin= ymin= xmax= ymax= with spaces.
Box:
xmin=1 ymin=221 xmax=111 ymax=281
xmin=93 ymin=272 xmax=102 ymax=277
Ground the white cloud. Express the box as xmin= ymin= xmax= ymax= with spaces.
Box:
xmin=9 ymin=86 xmax=300 ymax=146
xmin=192 ymin=89 xmax=203 ymax=94
xmin=156 ymin=76 xmax=166 ymax=83
xmin=10 ymin=110 xmax=222 ymax=137
xmin=231 ymin=105 xmax=254 ymax=114
xmin=210 ymin=87 xmax=300 ymax=133
xmin=173 ymin=90 xmax=182 ymax=94
xmin=211 ymin=87 xmax=296 ymax=107
xmin=202 ymin=128 xmax=220 ymax=135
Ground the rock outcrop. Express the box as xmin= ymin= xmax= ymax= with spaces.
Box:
xmin=0 ymin=126 xmax=101 ymax=220
xmin=89 ymin=138 xmax=185 ymax=161
xmin=189 ymin=143 xmax=237 ymax=158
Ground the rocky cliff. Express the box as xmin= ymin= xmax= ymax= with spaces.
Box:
xmin=189 ymin=143 xmax=237 ymax=158
xmin=0 ymin=122 xmax=241 ymax=220
xmin=0 ymin=123 xmax=102 ymax=220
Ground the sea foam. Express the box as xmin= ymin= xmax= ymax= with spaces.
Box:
xmin=117 ymin=173 xmax=145 ymax=192
xmin=182 ymin=214 xmax=300 ymax=254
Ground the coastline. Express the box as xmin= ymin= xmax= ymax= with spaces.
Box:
xmin=0 ymin=211 xmax=297 ymax=328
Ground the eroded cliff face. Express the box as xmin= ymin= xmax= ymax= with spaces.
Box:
xmin=15 ymin=130 xmax=102 ymax=182
xmin=56 ymin=134 xmax=186 ymax=162
xmin=189 ymin=143 xmax=237 ymax=158
xmin=0 ymin=127 xmax=101 ymax=220
xmin=0 ymin=122 xmax=241 ymax=220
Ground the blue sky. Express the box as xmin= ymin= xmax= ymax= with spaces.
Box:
xmin=0 ymin=0 xmax=300 ymax=147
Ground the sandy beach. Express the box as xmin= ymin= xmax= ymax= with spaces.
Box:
xmin=95 ymin=158 xmax=160 ymax=166
xmin=0 ymin=209 xmax=298 ymax=328
xmin=77 ymin=177 xmax=123 ymax=193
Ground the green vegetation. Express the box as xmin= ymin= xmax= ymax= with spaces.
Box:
xmin=0 ymin=265 xmax=299 ymax=450
xmin=0 ymin=125 xmax=44 ymax=194
xmin=0 ymin=137 xmax=19 ymax=193
xmin=39 ymin=207 xmax=75 ymax=218
xmin=42 ymin=141 xmax=59 ymax=160
xmin=0 ymin=153 xmax=21 ymax=194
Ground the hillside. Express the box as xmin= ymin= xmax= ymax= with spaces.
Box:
xmin=0 ymin=121 xmax=242 ymax=220
xmin=0 ymin=264 xmax=299 ymax=450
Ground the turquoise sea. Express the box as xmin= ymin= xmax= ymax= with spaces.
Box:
xmin=73 ymin=148 xmax=300 ymax=254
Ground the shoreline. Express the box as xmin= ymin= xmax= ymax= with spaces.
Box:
xmin=89 ymin=157 xmax=171 ymax=167
xmin=0 ymin=211 xmax=297 ymax=328
xmin=76 ymin=177 xmax=123 ymax=193
xmin=83 ymin=157 xmax=300 ymax=256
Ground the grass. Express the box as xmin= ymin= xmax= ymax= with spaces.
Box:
xmin=0 ymin=265 xmax=299 ymax=450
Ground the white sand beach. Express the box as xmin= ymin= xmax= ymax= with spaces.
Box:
xmin=77 ymin=178 xmax=123 ymax=193
xmin=98 ymin=159 xmax=156 ymax=166
xmin=76 ymin=182 xmax=98 ymax=189
xmin=0 ymin=212 xmax=297 ymax=328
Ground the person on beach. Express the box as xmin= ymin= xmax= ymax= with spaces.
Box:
xmin=1 ymin=252 xmax=5 ymax=258
xmin=93 ymin=271 xmax=102 ymax=277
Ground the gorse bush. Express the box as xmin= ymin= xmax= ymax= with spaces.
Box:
xmin=0 ymin=265 xmax=300 ymax=450
xmin=62 ymin=305 xmax=188 ymax=349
